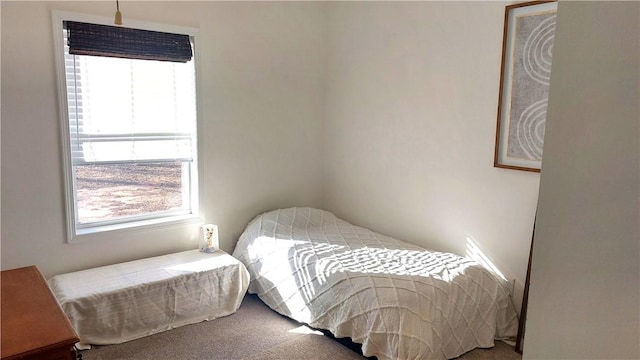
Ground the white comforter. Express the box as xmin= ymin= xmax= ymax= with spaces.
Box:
xmin=232 ymin=207 xmax=518 ymax=360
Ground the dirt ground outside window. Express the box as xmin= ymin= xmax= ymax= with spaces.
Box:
xmin=75 ymin=163 xmax=184 ymax=224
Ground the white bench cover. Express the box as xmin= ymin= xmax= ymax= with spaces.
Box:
xmin=48 ymin=250 xmax=249 ymax=347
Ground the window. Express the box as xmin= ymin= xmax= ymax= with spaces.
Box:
xmin=53 ymin=13 xmax=201 ymax=241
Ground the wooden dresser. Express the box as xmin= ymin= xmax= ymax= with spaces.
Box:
xmin=1 ymin=266 xmax=79 ymax=360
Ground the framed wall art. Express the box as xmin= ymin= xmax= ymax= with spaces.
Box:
xmin=494 ymin=1 xmax=557 ymax=172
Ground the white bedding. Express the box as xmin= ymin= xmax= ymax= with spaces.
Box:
xmin=48 ymin=250 xmax=249 ymax=347
xmin=232 ymin=207 xmax=518 ymax=360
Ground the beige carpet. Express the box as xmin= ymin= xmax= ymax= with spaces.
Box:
xmin=81 ymin=294 xmax=522 ymax=360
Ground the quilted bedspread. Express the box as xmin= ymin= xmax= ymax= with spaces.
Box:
xmin=232 ymin=208 xmax=518 ymax=360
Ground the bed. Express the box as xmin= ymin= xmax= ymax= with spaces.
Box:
xmin=232 ymin=207 xmax=518 ymax=360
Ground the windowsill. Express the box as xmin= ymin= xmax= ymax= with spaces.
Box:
xmin=70 ymin=214 xmax=204 ymax=244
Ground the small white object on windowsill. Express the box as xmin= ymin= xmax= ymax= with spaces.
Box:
xmin=199 ymin=224 xmax=219 ymax=253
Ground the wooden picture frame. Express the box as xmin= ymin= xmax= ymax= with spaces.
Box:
xmin=494 ymin=1 xmax=557 ymax=172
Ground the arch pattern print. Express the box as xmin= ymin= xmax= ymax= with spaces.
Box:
xmin=517 ymin=98 xmax=548 ymax=161
xmin=494 ymin=1 xmax=557 ymax=172
xmin=522 ymin=15 xmax=556 ymax=86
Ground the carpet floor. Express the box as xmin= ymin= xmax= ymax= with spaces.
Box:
xmin=80 ymin=294 xmax=522 ymax=360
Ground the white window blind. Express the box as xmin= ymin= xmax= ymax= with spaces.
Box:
xmin=65 ymin=30 xmax=197 ymax=166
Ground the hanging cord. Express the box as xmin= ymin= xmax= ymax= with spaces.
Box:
xmin=114 ymin=0 xmax=123 ymax=25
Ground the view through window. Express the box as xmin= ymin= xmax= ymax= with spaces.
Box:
xmin=74 ymin=162 xmax=185 ymax=224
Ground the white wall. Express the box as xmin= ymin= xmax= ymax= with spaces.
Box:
xmin=524 ymin=1 xmax=640 ymax=358
xmin=323 ymin=1 xmax=538 ymax=309
xmin=1 ymin=1 xmax=326 ymax=277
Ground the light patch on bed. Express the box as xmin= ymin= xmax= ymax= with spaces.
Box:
xmin=288 ymin=325 xmax=323 ymax=335
xmin=253 ymin=236 xmax=314 ymax=323
xmin=465 ymin=237 xmax=507 ymax=280
xmin=315 ymin=247 xmax=475 ymax=282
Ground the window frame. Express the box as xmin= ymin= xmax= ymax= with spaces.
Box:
xmin=52 ymin=11 xmax=204 ymax=243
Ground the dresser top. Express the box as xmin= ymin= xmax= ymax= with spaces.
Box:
xmin=1 ymin=265 xmax=79 ymax=359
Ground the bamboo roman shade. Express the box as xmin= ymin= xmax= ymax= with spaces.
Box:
xmin=64 ymin=21 xmax=192 ymax=63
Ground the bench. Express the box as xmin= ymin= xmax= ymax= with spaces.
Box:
xmin=48 ymin=249 xmax=249 ymax=348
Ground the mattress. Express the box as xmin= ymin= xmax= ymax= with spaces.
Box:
xmin=232 ymin=207 xmax=518 ymax=360
xmin=48 ymin=249 xmax=250 ymax=347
